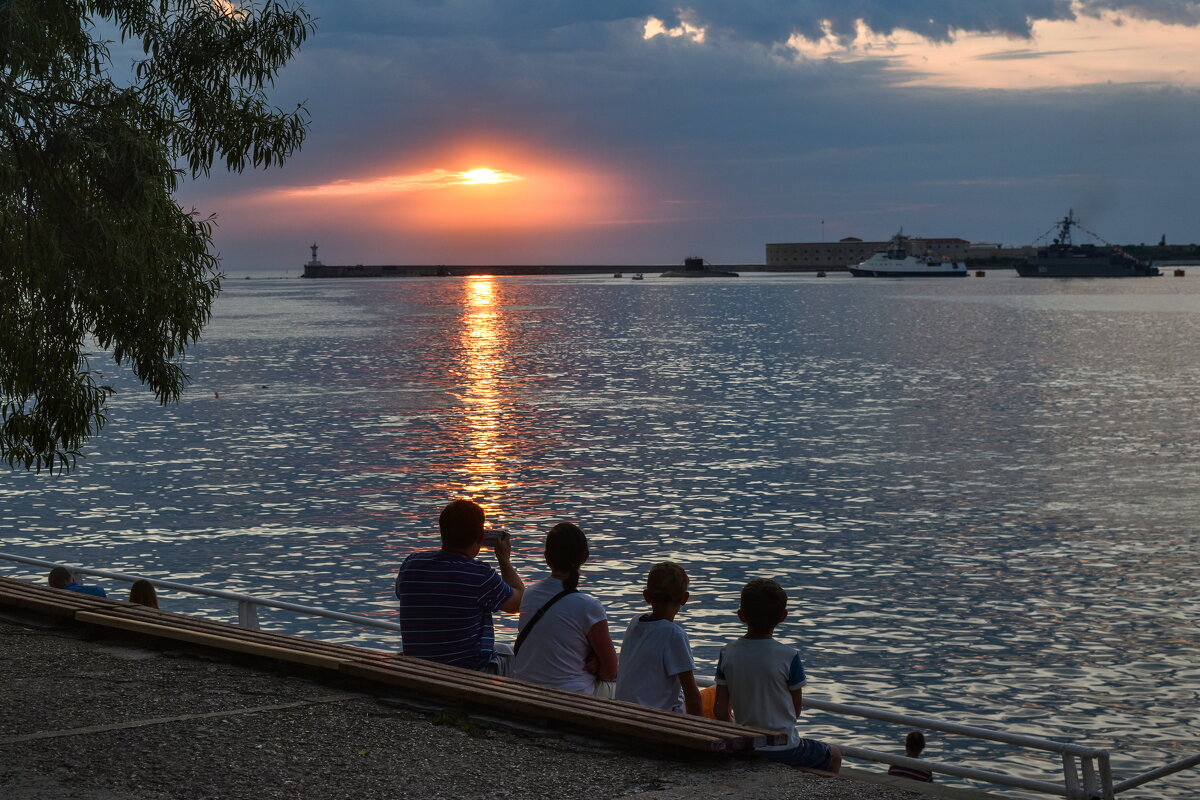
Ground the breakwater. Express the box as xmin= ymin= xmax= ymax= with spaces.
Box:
xmin=301 ymin=263 xmax=765 ymax=277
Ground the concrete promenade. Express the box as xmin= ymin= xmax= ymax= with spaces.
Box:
xmin=0 ymin=611 xmax=993 ymax=800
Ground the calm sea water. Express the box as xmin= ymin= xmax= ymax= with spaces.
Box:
xmin=3 ymin=272 xmax=1198 ymax=796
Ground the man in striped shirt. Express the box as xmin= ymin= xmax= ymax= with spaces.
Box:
xmin=395 ymin=499 xmax=525 ymax=670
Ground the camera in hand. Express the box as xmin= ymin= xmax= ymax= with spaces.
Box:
xmin=482 ymin=528 xmax=507 ymax=547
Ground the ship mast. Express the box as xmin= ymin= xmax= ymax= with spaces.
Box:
xmin=1054 ymin=210 xmax=1077 ymax=247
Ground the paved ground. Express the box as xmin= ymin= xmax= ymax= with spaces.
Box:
xmin=0 ymin=613 xmax=954 ymax=800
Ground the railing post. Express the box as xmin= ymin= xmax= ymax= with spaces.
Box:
xmin=1064 ymin=753 xmax=1083 ymax=799
xmin=238 ymin=600 xmax=260 ymax=630
xmin=1081 ymin=757 xmax=1099 ymax=799
xmin=1096 ymin=751 xmax=1115 ymax=800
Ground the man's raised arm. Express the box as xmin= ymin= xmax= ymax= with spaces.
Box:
xmin=493 ymin=532 xmax=524 ymax=612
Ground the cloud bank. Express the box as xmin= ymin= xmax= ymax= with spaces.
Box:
xmin=187 ymin=1 xmax=1200 ymax=269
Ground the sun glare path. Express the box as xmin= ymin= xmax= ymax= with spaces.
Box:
xmin=452 ymin=276 xmax=511 ymax=510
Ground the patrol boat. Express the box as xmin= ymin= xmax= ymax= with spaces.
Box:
xmin=848 ymin=231 xmax=967 ymax=277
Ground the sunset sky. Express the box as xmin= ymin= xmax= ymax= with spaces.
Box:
xmin=182 ymin=1 xmax=1200 ymax=269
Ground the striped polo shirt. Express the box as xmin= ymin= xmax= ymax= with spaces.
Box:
xmin=888 ymin=764 xmax=933 ymax=782
xmin=395 ymin=550 xmax=514 ymax=670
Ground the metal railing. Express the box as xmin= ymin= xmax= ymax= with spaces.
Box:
xmin=801 ymin=696 xmax=1114 ymax=798
xmin=2 ymin=551 xmax=1196 ymax=798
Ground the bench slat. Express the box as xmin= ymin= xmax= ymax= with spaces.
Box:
xmin=341 ymin=660 xmax=729 ymax=752
xmin=0 ymin=580 xmax=118 ymax=617
xmin=96 ymin=605 xmax=393 ymax=661
xmin=338 ymin=655 xmax=771 ymax=748
xmin=382 ymin=659 xmax=781 ymax=745
xmin=74 ymin=611 xmax=345 ymax=670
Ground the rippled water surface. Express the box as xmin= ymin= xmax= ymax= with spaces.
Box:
xmin=3 ymin=272 xmax=1199 ymax=796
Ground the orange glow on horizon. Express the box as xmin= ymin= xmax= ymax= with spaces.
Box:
xmin=244 ymin=147 xmax=627 ymax=234
xmin=279 ymin=167 xmax=523 ymax=198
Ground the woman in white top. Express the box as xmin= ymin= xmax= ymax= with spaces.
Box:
xmin=512 ymin=522 xmax=618 ymax=694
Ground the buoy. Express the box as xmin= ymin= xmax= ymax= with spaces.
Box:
xmin=975 ymin=271 xmax=986 ymax=277
xmin=214 ymin=391 xmax=220 ymax=399
xmin=1175 ymin=269 xmax=1186 ymax=277
xmin=816 ymin=271 xmax=826 ymax=277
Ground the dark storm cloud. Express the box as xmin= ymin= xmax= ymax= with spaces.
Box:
xmin=1077 ymin=0 xmax=1200 ymax=24
xmin=670 ymin=1 xmax=1072 ymax=43
xmin=312 ymin=1 xmax=1200 ymax=48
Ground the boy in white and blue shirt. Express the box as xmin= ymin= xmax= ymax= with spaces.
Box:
xmin=615 ymin=562 xmax=702 ymax=715
xmin=714 ymin=578 xmax=841 ymax=773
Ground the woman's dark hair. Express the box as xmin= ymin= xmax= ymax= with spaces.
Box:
xmin=545 ymin=522 xmax=588 ymax=591
xmin=129 ymin=579 xmax=159 ymax=609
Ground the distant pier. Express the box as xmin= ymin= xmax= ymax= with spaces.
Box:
xmin=301 ymin=263 xmax=767 ymax=278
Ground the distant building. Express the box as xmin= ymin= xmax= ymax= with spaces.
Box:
xmin=765 ymin=236 xmax=971 ymax=270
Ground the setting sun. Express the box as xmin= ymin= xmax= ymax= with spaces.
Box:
xmin=461 ymin=168 xmax=505 ymax=184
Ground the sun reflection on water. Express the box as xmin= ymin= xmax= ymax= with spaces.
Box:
xmin=451 ymin=276 xmax=511 ymax=515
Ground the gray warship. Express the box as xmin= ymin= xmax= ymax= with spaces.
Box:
xmin=1016 ymin=211 xmax=1160 ymax=278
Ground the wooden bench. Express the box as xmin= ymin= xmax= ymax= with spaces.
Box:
xmin=0 ymin=575 xmax=121 ymax=618
xmin=0 ymin=576 xmax=786 ymax=752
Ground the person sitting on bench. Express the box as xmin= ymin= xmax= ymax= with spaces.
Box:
xmin=129 ymin=579 xmax=159 ymax=608
xmin=512 ymin=522 xmax=618 ymax=695
xmin=48 ymin=566 xmax=107 ymax=598
xmin=395 ymin=499 xmax=524 ymax=671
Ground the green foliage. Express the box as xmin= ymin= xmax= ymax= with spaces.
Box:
xmin=0 ymin=0 xmax=313 ymax=472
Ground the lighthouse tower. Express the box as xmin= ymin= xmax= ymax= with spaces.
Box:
xmin=306 ymin=242 xmax=324 ymax=267
xmin=301 ymin=243 xmax=328 ymax=278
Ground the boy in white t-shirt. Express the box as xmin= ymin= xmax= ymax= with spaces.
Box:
xmin=614 ymin=562 xmax=703 ymax=714
xmin=714 ymin=578 xmax=842 ymax=774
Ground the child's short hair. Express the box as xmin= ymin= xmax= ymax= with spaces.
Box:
xmin=646 ymin=561 xmax=688 ymax=603
xmin=740 ymin=578 xmax=787 ymax=631
xmin=905 ymin=731 xmax=926 ymax=755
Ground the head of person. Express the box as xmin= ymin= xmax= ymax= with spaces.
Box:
xmin=905 ymin=730 xmax=926 ymax=757
xmin=644 ymin=561 xmax=689 ymax=608
xmin=544 ymin=522 xmax=588 ymax=591
xmin=129 ymin=579 xmax=159 ymax=608
xmin=48 ymin=566 xmax=72 ymax=589
xmin=439 ymin=499 xmax=486 ymax=554
xmin=738 ymin=577 xmax=788 ymax=633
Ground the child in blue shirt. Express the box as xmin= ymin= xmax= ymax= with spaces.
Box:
xmin=714 ymin=578 xmax=841 ymax=773
xmin=48 ymin=566 xmax=107 ymax=598
xmin=614 ymin=562 xmax=702 ymax=715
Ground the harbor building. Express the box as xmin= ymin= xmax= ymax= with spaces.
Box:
xmin=765 ymin=236 xmax=971 ymax=270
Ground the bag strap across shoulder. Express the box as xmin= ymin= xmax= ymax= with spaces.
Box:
xmin=513 ymin=587 xmax=576 ymax=655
